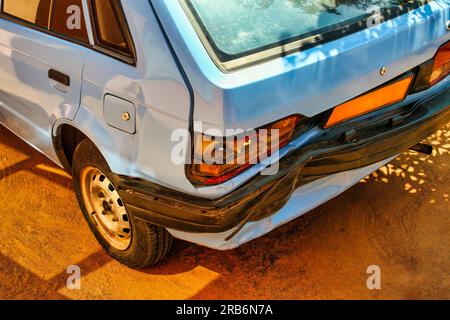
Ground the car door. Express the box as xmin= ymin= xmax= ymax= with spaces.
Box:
xmin=0 ymin=0 xmax=90 ymax=160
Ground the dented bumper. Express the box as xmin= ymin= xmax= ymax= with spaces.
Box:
xmin=113 ymin=86 xmax=449 ymax=238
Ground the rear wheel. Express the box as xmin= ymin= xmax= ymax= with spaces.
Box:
xmin=72 ymin=139 xmax=173 ymax=268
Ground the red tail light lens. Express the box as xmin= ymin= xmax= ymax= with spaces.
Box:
xmin=429 ymin=41 xmax=450 ymax=85
xmin=188 ymin=115 xmax=301 ymax=185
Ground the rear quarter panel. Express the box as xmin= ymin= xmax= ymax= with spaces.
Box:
xmin=64 ymin=0 xmax=195 ymax=193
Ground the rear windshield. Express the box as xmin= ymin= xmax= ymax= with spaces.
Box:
xmin=182 ymin=0 xmax=428 ymax=68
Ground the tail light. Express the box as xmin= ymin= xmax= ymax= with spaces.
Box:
xmin=429 ymin=41 xmax=450 ymax=85
xmin=412 ymin=41 xmax=450 ymax=93
xmin=188 ymin=115 xmax=301 ymax=185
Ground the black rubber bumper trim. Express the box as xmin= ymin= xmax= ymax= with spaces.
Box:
xmin=114 ymin=86 xmax=450 ymax=234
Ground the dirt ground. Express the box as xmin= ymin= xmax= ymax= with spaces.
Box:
xmin=0 ymin=122 xmax=448 ymax=300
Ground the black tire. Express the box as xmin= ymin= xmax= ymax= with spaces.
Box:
xmin=72 ymin=139 xmax=173 ymax=268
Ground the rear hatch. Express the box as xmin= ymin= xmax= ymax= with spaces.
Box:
xmin=155 ymin=0 xmax=449 ymax=131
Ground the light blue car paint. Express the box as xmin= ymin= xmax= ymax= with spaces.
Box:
xmin=0 ymin=0 xmax=448 ymax=250
xmin=0 ymin=11 xmax=88 ymax=161
xmin=151 ymin=0 xmax=450 ymax=198
xmin=156 ymin=0 xmax=449 ymax=130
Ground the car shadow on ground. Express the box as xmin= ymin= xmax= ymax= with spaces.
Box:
xmin=0 ymin=126 xmax=114 ymax=299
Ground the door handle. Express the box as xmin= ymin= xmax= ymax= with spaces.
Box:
xmin=48 ymin=69 xmax=70 ymax=87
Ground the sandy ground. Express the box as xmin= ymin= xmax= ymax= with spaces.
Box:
xmin=0 ymin=122 xmax=448 ymax=300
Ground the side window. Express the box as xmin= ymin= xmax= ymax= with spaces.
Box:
xmin=2 ymin=0 xmax=51 ymax=28
xmin=91 ymin=0 xmax=132 ymax=56
xmin=50 ymin=0 xmax=89 ymax=43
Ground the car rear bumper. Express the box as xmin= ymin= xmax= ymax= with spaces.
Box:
xmin=167 ymin=157 xmax=396 ymax=250
xmin=113 ymin=85 xmax=449 ymax=236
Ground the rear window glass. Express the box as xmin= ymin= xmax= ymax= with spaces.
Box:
xmin=183 ymin=0 xmax=428 ymax=65
xmin=91 ymin=0 xmax=131 ymax=55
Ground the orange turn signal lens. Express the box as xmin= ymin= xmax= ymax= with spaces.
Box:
xmin=429 ymin=41 xmax=450 ymax=85
xmin=324 ymin=75 xmax=414 ymax=128
xmin=189 ymin=115 xmax=301 ymax=185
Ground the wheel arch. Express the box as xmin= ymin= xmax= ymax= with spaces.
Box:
xmin=52 ymin=123 xmax=90 ymax=171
